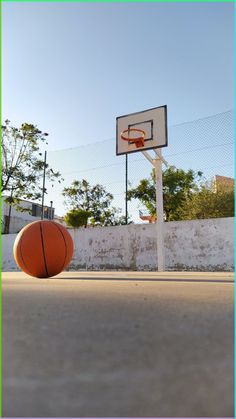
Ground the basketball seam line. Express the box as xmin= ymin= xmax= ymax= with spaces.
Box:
xmin=40 ymin=223 xmax=49 ymax=277
xmin=51 ymin=221 xmax=68 ymax=271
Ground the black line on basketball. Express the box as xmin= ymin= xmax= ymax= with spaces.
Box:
xmin=51 ymin=222 xmax=68 ymax=270
xmin=40 ymin=222 xmax=49 ymax=277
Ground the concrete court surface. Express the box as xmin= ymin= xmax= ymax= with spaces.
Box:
xmin=2 ymin=271 xmax=234 ymax=417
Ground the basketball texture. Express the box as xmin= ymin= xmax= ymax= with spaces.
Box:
xmin=13 ymin=220 xmax=74 ymax=278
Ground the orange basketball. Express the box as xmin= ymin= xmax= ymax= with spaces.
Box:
xmin=13 ymin=220 xmax=74 ymax=278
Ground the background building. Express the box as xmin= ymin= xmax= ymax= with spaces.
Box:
xmin=2 ymin=197 xmax=55 ymax=234
xmin=214 ymin=175 xmax=234 ymax=193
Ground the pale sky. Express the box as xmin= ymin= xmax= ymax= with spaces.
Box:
xmin=3 ymin=2 xmax=234 ymax=149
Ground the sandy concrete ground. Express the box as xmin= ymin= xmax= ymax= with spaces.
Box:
xmin=2 ymin=271 xmax=234 ymax=417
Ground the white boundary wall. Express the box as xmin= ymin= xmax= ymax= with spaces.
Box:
xmin=2 ymin=217 xmax=234 ymax=272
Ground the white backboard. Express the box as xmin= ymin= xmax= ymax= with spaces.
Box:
xmin=116 ymin=105 xmax=168 ymax=155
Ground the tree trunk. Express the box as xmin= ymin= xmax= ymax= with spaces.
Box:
xmin=4 ymin=204 xmax=12 ymax=234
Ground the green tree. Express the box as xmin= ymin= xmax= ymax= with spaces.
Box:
xmin=64 ymin=209 xmax=91 ymax=228
xmin=62 ymin=179 xmax=126 ymax=226
xmin=177 ymin=186 xmax=234 ymax=220
xmin=2 ymin=120 xmax=63 ymax=233
xmin=2 ymin=120 xmax=62 ymax=203
xmin=90 ymin=207 xmax=131 ymax=227
xmin=127 ymin=166 xmax=203 ymax=221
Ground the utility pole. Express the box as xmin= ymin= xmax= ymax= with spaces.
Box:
xmin=50 ymin=200 xmax=53 ymax=220
xmin=41 ymin=151 xmax=47 ymax=220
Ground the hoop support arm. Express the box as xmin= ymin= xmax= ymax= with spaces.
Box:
xmin=141 ymin=150 xmax=155 ymax=166
xmin=142 ymin=149 xmax=168 ymax=167
xmin=153 ymin=149 xmax=168 ymax=167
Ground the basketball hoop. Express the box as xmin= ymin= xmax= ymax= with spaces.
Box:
xmin=120 ymin=128 xmax=145 ymax=148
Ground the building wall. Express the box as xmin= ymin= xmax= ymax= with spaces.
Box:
xmin=3 ymin=202 xmax=42 ymax=233
xmin=2 ymin=217 xmax=234 ymax=272
xmin=164 ymin=217 xmax=234 ymax=271
xmin=2 ymin=233 xmax=18 ymax=271
xmin=2 ymin=199 xmax=55 ymax=234
xmin=2 ymin=200 xmax=37 ymax=234
xmin=214 ymin=175 xmax=234 ymax=192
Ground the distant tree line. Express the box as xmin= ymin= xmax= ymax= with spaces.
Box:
xmin=127 ymin=166 xmax=234 ymax=222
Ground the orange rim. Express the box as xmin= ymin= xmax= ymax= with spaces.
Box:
xmin=120 ymin=128 xmax=145 ymax=148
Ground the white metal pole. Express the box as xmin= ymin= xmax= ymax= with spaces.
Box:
xmin=155 ymin=153 xmax=165 ymax=271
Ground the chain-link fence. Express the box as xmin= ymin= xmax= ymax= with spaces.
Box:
xmin=45 ymin=110 xmax=234 ymax=223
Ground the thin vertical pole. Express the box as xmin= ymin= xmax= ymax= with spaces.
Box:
xmin=125 ymin=154 xmax=128 ymax=224
xmin=50 ymin=200 xmax=53 ymax=220
xmin=41 ymin=151 xmax=47 ymax=220
xmin=155 ymin=153 xmax=165 ymax=271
